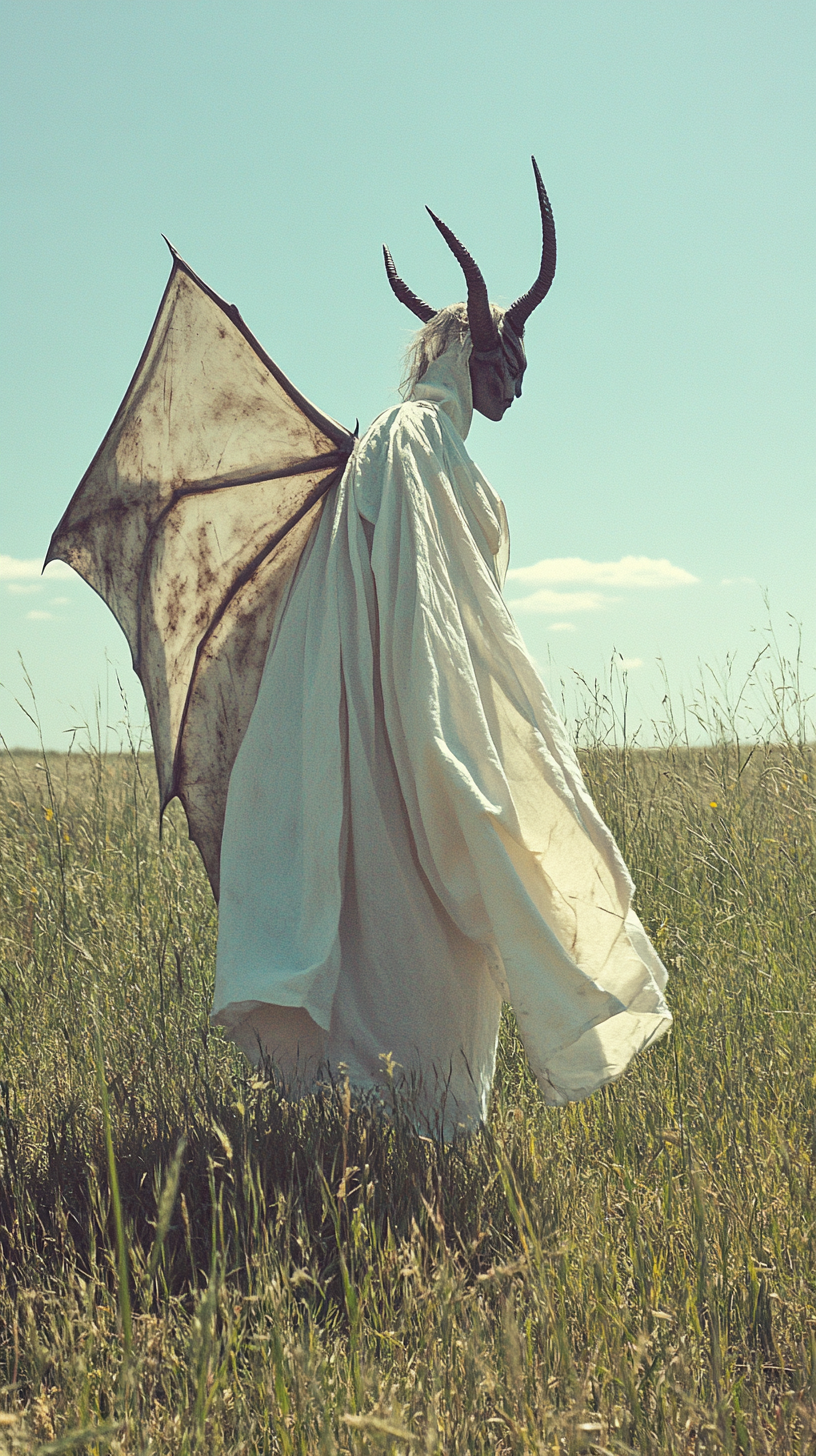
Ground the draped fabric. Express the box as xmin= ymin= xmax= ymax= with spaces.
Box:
xmin=213 ymin=336 xmax=671 ymax=1135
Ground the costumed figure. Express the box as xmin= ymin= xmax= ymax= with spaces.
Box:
xmin=48 ymin=159 xmax=671 ymax=1137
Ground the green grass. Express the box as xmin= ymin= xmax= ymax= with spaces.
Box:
xmin=0 ymin=670 xmax=814 ymax=1454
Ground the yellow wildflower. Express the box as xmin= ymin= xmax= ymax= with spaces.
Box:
xmin=44 ymin=806 xmax=54 ymax=821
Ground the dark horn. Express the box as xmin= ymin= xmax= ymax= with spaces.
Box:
xmin=382 ymin=245 xmax=437 ymax=323
xmin=504 ymin=157 xmax=556 ymax=336
xmin=425 ymin=207 xmax=499 ymax=353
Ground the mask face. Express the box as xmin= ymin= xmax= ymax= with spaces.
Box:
xmin=469 ymin=321 xmax=527 ymax=421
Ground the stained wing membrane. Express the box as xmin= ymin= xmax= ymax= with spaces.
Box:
xmin=46 ymin=245 xmax=355 ymax=896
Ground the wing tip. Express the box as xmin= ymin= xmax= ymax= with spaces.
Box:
xmin=42 ymin=535 xmax=62 ymax=575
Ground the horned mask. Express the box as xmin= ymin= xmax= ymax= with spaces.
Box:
xmin=383 ymin=157 xmax=556 ymax=420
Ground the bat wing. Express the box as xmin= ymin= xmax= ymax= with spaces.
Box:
xmin=46 ymin=245 xmax=355 ymax=897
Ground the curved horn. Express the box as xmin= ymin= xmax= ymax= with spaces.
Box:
xmin=504 ymin=157 xmax=556 ymax=336
xmin=425 ymin=207 xmax=499 ymax=353
xmin=382 ymin=245 xmax=437 ymax=323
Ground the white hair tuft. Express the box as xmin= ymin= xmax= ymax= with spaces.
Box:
xmin=400 ymin=303 xmax=505 ymax=398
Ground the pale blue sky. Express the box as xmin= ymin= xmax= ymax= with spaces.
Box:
xmin=1 ymin=0 xmax=813 ymax=748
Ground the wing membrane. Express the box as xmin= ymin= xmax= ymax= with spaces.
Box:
xmin=47 ymin=247 xmax=354 ymax=894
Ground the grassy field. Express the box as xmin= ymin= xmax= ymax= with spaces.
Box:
xmin=0 ymin=672 xmax=814 ymax=1454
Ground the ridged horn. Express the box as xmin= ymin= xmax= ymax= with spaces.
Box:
xmin=425 ymin=207 xmax=499 ymax=354
xmin=504 ymin=157 xmax=556 ymax=336
xmin=382 ymin=245 xmax=437 ymax=323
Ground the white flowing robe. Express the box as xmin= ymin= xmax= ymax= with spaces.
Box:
xmin=213 ymin=336 xmax=671 ymax=1133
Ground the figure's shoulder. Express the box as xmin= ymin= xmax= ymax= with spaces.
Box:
xmin=362 ymin=398 xmax=447 ymax=456
xmin=351 ymin=402 xmax=449 ymax=521
xmin=364 ymin=398 xmax=442 ymax=431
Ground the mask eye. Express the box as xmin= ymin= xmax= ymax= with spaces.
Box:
xmin=500 ymin=343 xmax=525 ymax=392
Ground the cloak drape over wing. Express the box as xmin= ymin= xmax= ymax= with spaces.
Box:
xmin=214 ymin=336 xmax=672 ymax=1130
xmin=46 ymin=247 xmax=355 ymax=896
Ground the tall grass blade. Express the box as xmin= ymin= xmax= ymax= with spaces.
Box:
xmin=91 ymin=1006 xmax=133 ymax=1364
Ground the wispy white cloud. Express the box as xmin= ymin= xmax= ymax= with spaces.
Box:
xmin=26 ymin=610 xmax=54 ymax=621
xmin=618 ymin=656 xmax=643 ymax=670
xmin=0 ymin=554 xmax=72 ymax=581
xmin=721 ymin=576 xmax=756 ymax=587
xmin=549 ymin=621 xmax=576 ymax=632
xmin=507 ymin=555 xmax=698 ymax=590
xmin=506 ymin=553 xmax=698 ymax=616
xmin=7 ymin=582 xmax=42 ymax=595
xmin=510 ymin=588 xmax=606 ymax=615
xmin=49 ymin=597 xmax=70 ymax=606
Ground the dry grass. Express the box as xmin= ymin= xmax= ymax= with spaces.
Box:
xmin=0 ymin=661 xmax=814 ymax=1454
